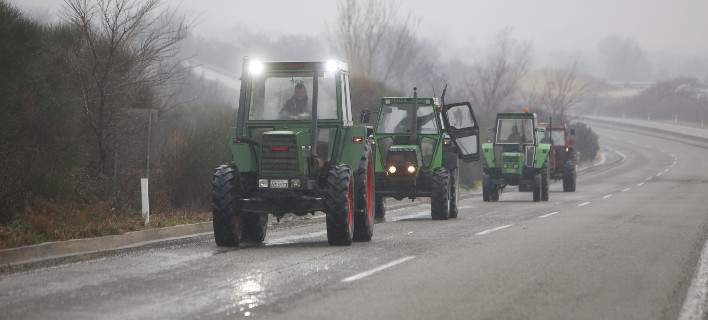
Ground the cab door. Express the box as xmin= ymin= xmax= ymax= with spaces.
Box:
xmin=441 ymin=102 xmax=480 ymax=161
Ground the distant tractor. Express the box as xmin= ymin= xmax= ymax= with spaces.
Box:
xmin=481 ymin=112 xmax=551 ymax=202
xmin=369 ymin=88 xmax=480 ymax=221
xmin=211 ymin=59 xmax=375 ymax=247
xmin=539 ymin=122 xmax=577 ymax=192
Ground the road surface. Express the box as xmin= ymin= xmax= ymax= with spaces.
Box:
xmin=1 ymin=124 xmax=707 ymax=320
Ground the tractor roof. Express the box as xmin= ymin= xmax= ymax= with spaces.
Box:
xmin=255 ymin=60 xmax=349 ymax=72
xmin=381 ymin=97 xmax=439 ymax=106
xmin=538 ymin=122 xmax=567 ymax=130
xmin=496 ymin=112 xmax=537 ymax=120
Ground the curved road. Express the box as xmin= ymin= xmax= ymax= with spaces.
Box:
xmin=1 ymin=125 xmax=707 ymax=320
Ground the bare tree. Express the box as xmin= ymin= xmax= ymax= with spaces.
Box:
xmin=464 ymin=27 xmax=532 ymax=113
xmin=331 ymin=0 xmax=425 ymax=87
xmin=541 ymin=61 xmax=589 ymax=121
xmin=62 ymin=0 xmax=188 ymax=175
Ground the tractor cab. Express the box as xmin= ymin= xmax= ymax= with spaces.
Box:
xmin=212 ymin=58 xmax=376 ymax=247
xmin=371 ymin=90 xmax=480 ymax=221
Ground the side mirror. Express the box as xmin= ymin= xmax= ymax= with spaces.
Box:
xmin=360 ymin=110 xmax=370 ymax=124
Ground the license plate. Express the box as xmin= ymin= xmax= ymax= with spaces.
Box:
xmin=270 ymin=179 xmax=289 ymax=189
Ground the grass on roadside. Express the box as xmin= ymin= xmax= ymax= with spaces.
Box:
xmin=0 ymin=200 xmax=211 ymax=250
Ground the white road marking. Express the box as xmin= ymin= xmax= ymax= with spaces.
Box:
xmin=615 ymin=151 xmax=627 ymax=160
xmin=603 ymin=194 xmax=613 ymax=199
xmin=391 ymin=211 xmax=429 ymax=221
xmin=266 ymin=231 xmax=327 ymax=245
xmin=678 ymin=238 xmax=708 ymax=320
xmin=622 ymin=188 xmax=631 ymax=192
xmin=657 ymin=172 xmax=663 ymax=177
xmin=475 ymin=224 xmax=513 ymax=236
xmin=538 ymin=211 xmax=559 ymax=218
xmin=637 ymin=182 xmax=645 ymax=187
xmin=664 ymin=168 xmax=670 ymax=173
xmin=458 ymin=205 xmax=474 ymax=210
xmin=342 ymin=256 xmax=416 ymax=282
xmin=646 ymin=177 xmax=653 ymax=181
xmin=578 ymin=201 xmax=592 ymax=207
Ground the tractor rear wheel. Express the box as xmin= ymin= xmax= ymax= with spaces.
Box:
xmin=212 ymin=165 xmax=243 ymax=247
xmin=532 ymin=173 xmax=542 ymax=202
xmin=563 ymin=162 xmax=577 ymax=192
xmin=449 ymin=168 xmax=460 ymax=218
xmin=431 ymin=167 xmax=451 ymax=220
xmin=353 ymin=147 xmax=374 ymax=242
xmin=323 ymin=165 xmax=354 ymax=246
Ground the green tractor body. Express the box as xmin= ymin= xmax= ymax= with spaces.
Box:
xmin=371 ymin=93 xmax=481 ymax=220
xmin=481 ymin=112 xmax=552 ymax=202
xmin=212 ymin=59 xmax=375 ymax=247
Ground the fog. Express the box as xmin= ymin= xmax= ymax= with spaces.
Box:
xmin=10 ymin=0 xmax=708 ymax=80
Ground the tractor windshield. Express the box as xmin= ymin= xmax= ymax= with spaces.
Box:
xmin=376 ymin=105 xmax=438 ymax=134
xmin=550 ymin=129 xmax=566 ymax=146
xmin=496 ymin=118 xmax=535 ymax=144
xmin=248 ymin=72 xmax=337 ymax=121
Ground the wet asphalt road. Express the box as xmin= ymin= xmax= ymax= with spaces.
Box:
xmin=1 ymin=125 xmax=707 ymax=320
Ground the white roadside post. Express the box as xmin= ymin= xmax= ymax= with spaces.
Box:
xmin=141 ymin=178 xmax=149 ymax=225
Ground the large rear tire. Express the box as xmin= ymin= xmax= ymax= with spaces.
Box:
xmin=431 ymin=167 xmax=451 ymax=220
xmin=212 ymin=165 xmax=243 ymax=247
xmin=482 ymin=174 xmax=491 ymax=202
xmin=323 ymin=165 xmax=354 ymax=246
xmin=449 ymin=167 xmax=460 ymax=218
xmin=353 ymin=146 xmax=374 ymax=242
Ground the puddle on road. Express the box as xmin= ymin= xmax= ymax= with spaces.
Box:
xmin=225 ymin=270 xmax=268 ymax=318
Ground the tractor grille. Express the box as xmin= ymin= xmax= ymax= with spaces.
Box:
xmin=503 ymin=155 xmax=518 ymax=168
xmin=261 ymin=134 xmax=298 ymax=173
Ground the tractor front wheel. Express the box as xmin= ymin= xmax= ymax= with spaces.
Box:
xmin=323 ymin=165 xmax=354 ymax=246
xmin=374 ymin=196 xmax=386 ymax=223
xmin=431 ymin=167 xmax=451 ymax=220
xmin=353 ymin=147 xmax=374 ymax=242
xmin=563 ymin=162 xmax=577 ymax=192
xmin=449 ymin=168 xmax=460 ymax=218
xmin=541 ymin=166 xmax=550 ymax=201
xmin=532 ymin=173 xmax=542 ymax=202
xmin=212 ymin=165 xmax=243 ymax=247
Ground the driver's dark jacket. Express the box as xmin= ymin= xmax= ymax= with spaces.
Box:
xmin=281 ymin=96 xmax=309 ymax=117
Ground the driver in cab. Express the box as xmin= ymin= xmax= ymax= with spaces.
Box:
xmin=280 ymin=82 xmax=309 ymax=119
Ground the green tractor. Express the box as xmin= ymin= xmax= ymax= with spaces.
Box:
xmin=481 ymin=112 xmax=551 ymax=202
xmin=212 ymin=58 xmax=375 ymax=247
xmin=369 ymin=88 xmax=481 ymax=221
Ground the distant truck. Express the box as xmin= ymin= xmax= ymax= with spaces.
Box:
xmin=538 ymin=122 xmax=577 ymax=192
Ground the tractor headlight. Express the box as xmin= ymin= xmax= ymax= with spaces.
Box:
xmin=326 ymin=59 xmax=340 ymax=72
xmin=290 ymin=179 xmax=302 ymax=188
xmin=565 ymin=147 xmax=570 ymax=152
xmin=258 ymin=179 xmax=269 ymax=188
xmin=248 ymin=60 xmax=264 ymax=75
xmin=407 ymin=165 xmax=416 ymax=174
xmin=387 ymin=165 xmax=397 ymax=174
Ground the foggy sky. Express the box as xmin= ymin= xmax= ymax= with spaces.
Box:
xmin=11 ymin=0 xmax=708 ymax=57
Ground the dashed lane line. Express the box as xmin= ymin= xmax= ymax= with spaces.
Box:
xmin=578 ymin=201 xmax=592 ymax=207
xmin=341 ymin=256 xmax=416 ymax=282
xmin=622 ymin=188 xmax=631 ymax=192
xmin=637 ymin=182 xmax=645 ymax=187
xmin=538 ymin=211 xmax=560 ymax=218
xmin=475 ymin=225 xmax=513 ymax=236
xmin=603 ymin=194 xmax=613 ymax=199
